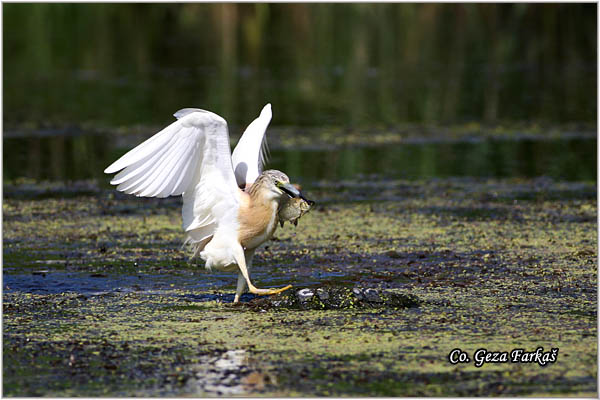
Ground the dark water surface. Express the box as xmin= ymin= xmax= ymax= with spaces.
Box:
xmin=2 ymin=262 xmax=346 ymax=297
xmin=3 ymin=4 xmax=596 ymax=187
xmin=3 ymin=133 xmax=597 ymax=185
xmin=4 ymin=4 xmax=596 ymax=128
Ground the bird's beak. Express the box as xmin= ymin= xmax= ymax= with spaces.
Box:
xmin=278 ymin=182 xmax=315 ymax=206
xmin=278 ymin=182 xmax=301 ymax=198
xmin=303 ymin=197 xmax=315 ymax=206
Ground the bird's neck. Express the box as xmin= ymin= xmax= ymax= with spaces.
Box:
xmin=237 ymin=189 xmax=281 ymax=250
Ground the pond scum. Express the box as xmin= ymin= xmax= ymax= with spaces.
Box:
xmin=2 ymin=176 xmax=597 ymax=396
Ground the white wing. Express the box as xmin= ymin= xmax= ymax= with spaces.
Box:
xmin=231 ymin=103 xmax=271 ymax=187
xmin=104 ymin=109 xmax=241 ymax=242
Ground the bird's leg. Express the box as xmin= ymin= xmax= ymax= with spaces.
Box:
xmin=233 ymin=273 xmax=247 ymax=304
xmin=232 ymin=245 xmax=292 ymax=297
xmin=233 ymin=249 xmax=254 ymax=303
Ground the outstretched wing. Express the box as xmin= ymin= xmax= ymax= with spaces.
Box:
xmin=104 ymin=109 xmax=241 ymax=240
xmin=231 ymin=103 xmax=271 ymax=187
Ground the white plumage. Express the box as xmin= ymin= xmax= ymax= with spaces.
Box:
xmin=231 ymin=103 xmax=271 ymax=187
xmin=105 ymin=109 xmax=240 ymax=246
xmin=105 ymin=103 xmax=303 ymax=302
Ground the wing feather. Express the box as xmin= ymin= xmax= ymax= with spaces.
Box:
xmin=104 ymin=109 xmax=241 ymax=238
xmin=151 ymin=138 xmax=196 ymax=197
xmin=136 ymin=134 xmax=191 ymax=197
xmin=174 ymin=108 xmax=204 ymax=120
xmin=115 ymin=133 xmax=184 ymax=194
xmin=104 ymin=123 xmax=182 ymax=174
xmin=231 ymin=103 xmax=272 ymax=186
xmin=110 ymin=137 xmax=173 ymax=185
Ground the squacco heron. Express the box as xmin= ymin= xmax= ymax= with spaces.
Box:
xmin=104 ymin=104 xmax=312 ymax=302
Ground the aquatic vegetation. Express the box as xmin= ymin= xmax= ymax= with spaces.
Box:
xmin=3 ymin=176 xmax=597 ymax=396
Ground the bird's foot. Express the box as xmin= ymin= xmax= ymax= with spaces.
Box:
xmin=251 ymin=285 xmax=293 ymax=296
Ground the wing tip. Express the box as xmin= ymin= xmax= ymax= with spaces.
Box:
xmin=174 ymin=108 xmax=204 ymax=120
xmin=104 ymin=164 xmax=119 ymax=174
xmin=261 ymin=103 xmax=272 ymax=118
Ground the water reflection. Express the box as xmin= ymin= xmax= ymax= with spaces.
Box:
xmin=271 ymin=138 xmax=596 ymax=182
xmin=3 ymin=134 xmax=596 ymax=185
xmin=3 ymin=3 xmax=596 ymax=129
xmin=3 ymin=134 xmax=112 ymax=183
xmin=4 ymin=3 xmax=595 ymax=185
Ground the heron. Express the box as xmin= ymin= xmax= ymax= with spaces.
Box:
xmin=104 ymin=104 xmax=312 ymax=303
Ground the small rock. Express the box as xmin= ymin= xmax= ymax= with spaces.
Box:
xmin=364 ymin=288 xmax=382 ymax=303
xmin=316 ymin=288 xmax=329 ymax=300
xmin=352 ymin=288 xmax=364 ymax=300
xmin=297 ymin=288 xmax=314 ymax=301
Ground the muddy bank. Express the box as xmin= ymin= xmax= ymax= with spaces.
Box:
xmin=3 ymin=176 xmax=597 ymax=396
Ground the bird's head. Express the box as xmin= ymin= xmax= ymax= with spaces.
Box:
xmin=251 ymin=170 xmax=311 ymax=204
xmin=261 ymin=170 xmax=297 ymax=198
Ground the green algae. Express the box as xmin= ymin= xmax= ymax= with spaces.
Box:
xmin=3 ymin=176 xmax=597 ymax=396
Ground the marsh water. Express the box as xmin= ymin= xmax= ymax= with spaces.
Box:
xmin=3 ymin=130 xmax=596 ymax=298
xmin=4 ymin=2 xmax=596 ymax=191
xmin=3 ymin=132 xmax=597 ymax=185
xmin=3 ymin=3 xmax=596 ymax=129
xmin=5 ymin=1 xmax=596 ymax=305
